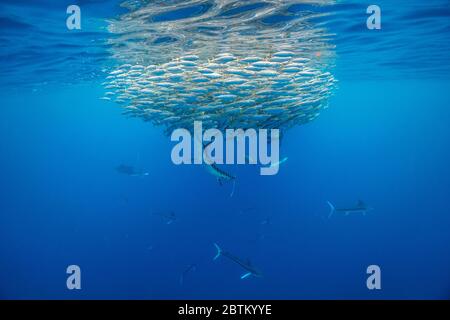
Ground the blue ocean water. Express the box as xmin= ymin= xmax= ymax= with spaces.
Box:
xmin=1 ymin=0 xmax=450 ymax=299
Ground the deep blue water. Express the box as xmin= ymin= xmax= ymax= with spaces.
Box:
xmin=1 ymin=0 xmax=450 ymax=299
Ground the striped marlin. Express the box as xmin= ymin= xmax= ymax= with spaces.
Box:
xmin=206 ymin=163 xmax=235 ymax=184
xmin=203 ymin=141 xmax=236 ymax=196
xmin=206 ymin=163 xmax=236 ymax=197
xmin=327 ymin=200 xmax=373 ymax=218
xmin=213 ymin=243 xmax=262 ymax=280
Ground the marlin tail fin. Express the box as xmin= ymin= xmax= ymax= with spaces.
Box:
xmin=327 ymin=201 xmax=335 ymax=218
xmin=213 ymin=243 xmax=222 ymax=260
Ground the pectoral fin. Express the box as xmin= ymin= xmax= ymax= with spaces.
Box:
xmin=240 ymin=272 xmax=252 ymax=280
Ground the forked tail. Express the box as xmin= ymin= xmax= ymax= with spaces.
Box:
xmin=327 ymin=201 xmax=335 ymax=218
xmin=213 ymin=243 xmax=222 ymax=260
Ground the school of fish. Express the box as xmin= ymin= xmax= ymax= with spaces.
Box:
xmin=102 ymin=0 xmax=337 ymax=135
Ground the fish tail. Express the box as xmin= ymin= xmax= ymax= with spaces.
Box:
xmin=213 ymin=243 xmax=222 ymax=260
xmin=327 ymin=201 xmax=335 ymax=218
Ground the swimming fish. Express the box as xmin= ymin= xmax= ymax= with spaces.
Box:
xmin=327 ymin=200 xmax=373 ymax=218
xmin=152 ymin=211 xmax=177 ymax=224
xmin=103 ymin=0 xmax=337 ymax=150
xmin=213 ymin=243 xmax=262 ymax=280
xmin=115 ymin=164 xmax=149 ymax=177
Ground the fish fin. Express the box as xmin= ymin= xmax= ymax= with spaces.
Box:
xmin=241 ymin=272 xmax=252 ymax=280
xmin=327 ymin=201 xmax=335 ymax=218
xmin=230 ymin=179 xmax=236 ymax=198
xmin=213 ymin=243 xmax=222 ymax=260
